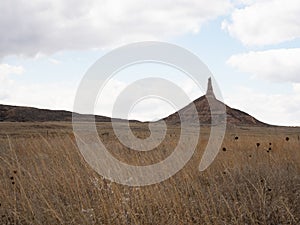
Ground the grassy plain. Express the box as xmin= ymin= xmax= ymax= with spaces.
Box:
xmin=0 ymin=122 xmax=299 ymax=224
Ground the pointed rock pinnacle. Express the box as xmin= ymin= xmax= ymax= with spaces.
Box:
xmin=206 ymin=77 xmax=215 ymax=98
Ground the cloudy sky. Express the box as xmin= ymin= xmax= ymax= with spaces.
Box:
xmin=1 ymin=0 xmax=300 ymax=126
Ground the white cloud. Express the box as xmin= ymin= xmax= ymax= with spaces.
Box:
xmin=0 ymin=63 xmax=24 ymax=101
xmin=226 ymin=47 xmax=300 ymax=126
xmin=0 ymin=79 xmax=76 ymax=110
xmin=0 ymin=64 xmax=24 ymax=81
xmin=225 ymin=85 xmax=300 ymax=126
xmin=293 ymin=83 xmax=300 ymax=92
xmin=222 ymin=0 xmax=300 ymax=46
xmin=227 ymin=48 xmax=300 ymax=83
xmin=233 ymin=0 xmax=256 ymax=6
xmin=0 ymin=64 xmax=20 ymax=101
xmin=0 ymin=0 xmax=231 ymax=57
xmin=95 ymin=77 xmax=203 ymax=121
xmin=48 ymin=58 xmax=61 ymax=65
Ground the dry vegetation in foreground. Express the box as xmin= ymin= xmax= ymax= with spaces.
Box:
xmin=0 ymin=122 xmax=299 ymax=225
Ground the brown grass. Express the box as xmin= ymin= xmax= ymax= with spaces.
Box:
xmin=0 ymin=122 xmax=299 ymax=224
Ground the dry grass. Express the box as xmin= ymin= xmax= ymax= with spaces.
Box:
xmin=0 ymin=122 xmax=299 ymax=224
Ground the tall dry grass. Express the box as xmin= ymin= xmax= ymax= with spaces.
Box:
xmin=0 ymin=123 xmax=299 ymax=224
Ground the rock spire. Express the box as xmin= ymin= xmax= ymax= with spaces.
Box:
xmin=206 ymin=77 xmax=215 ymax=98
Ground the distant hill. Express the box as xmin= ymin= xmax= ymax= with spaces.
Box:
xmin=0 ymin=78 xmax=270 ymax=126
xmin=0 ymin=104 xmax=111 ymax=122
xmin=164 ymin=78 xmax=269 ymax=127
xmin=163 ymin=95 xmax=269 ymax=127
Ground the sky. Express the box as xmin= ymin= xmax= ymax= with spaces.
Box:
xmin=0 ymin=0 xmax=300 ymax=126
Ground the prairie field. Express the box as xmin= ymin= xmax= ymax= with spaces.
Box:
xmin=0 ymin=122 xmax=299 ymax=224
